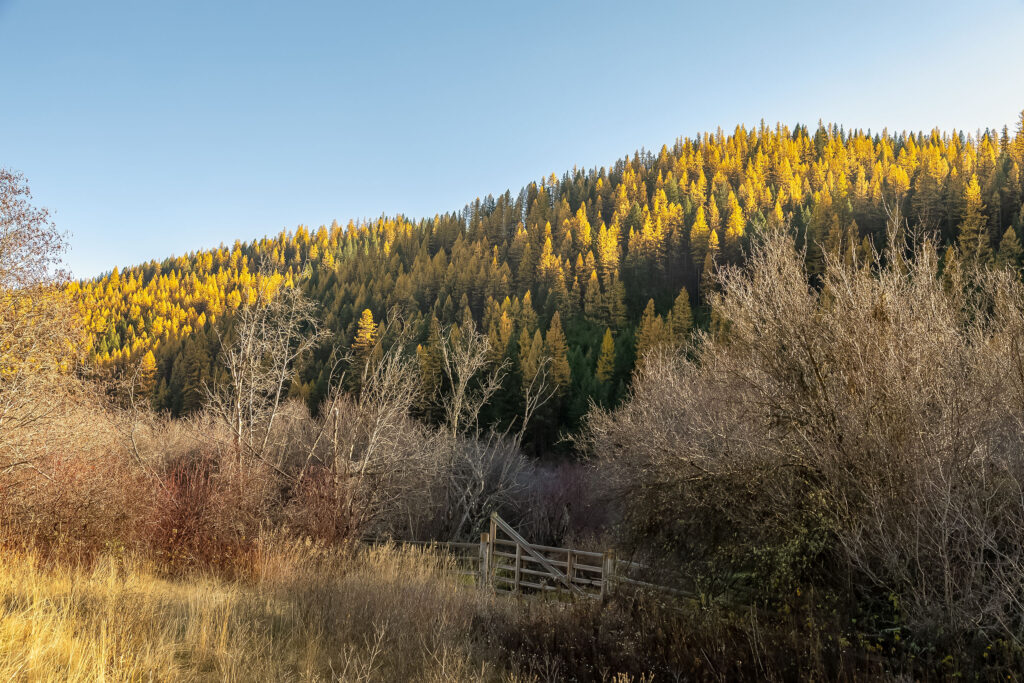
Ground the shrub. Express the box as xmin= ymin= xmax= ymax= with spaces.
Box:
xmin=587 ymin=232 xmax=1024 ymax=665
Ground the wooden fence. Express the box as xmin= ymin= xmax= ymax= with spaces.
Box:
xmin=416 ymin=512 xmax=657 ymax=600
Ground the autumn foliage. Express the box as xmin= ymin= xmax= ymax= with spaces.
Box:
xmin=74 ymin=118 xmax=1024 ymax=449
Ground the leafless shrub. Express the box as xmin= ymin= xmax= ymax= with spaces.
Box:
xmin=287 ymin=316 xmax=536 ymax=543
xmin=425 ymin=432 xmax=530 ymax=541
xmin=588 ymin=231 xmax=1024 ymax=647
xmin=0 ymin=396 xmax=156 ymax=560
xmin=516 ymin=463 xmax=608 ymax=546
xmin=425 ymin=321 xmax=537 ymax=540
xmin=288 ymin=389 xmax=435 ymax=541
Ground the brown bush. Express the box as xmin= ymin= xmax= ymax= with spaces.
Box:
xmin=285 ymin=465 xmax=365 ymax=543
xmin=0 ymin=400 xmax=154 ymax=561
xmin=146 ymin=451 xmax=277 ymax=573
xmin=515 ymin=462 xmax=609 ymax=547
xmin=587 ymin=232 xmax=1024 ymax=660
xmin=477 ymin=591 xmax=898 ymax=682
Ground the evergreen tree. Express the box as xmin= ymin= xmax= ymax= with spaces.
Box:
xmin=544 ymin=312 xmax=571 ymax=390
xmin=689 ymin=205 xmax=711 ymax=265
xmin=518 ymin=291 xmax=538 ymax=334
xmin=997 ymin=226 xmax=1022 ymax=269
xmin=417 ymin=316 xmax=443 ymax=400
xmin=181 ymin=335 xmax=210 ymax=414
xmin=352 ymin=308 xmax=378 ymax=361
xmin=958 ymin=174 xmax=992 ymax=266
xmin=723 ymin=191 xmax=745 ymax=260
xmin=635 ymin=299 xmax=668 ymax=359
xmin=595 ymin=328 xmax=615 ymax=383
xmin=138 ymin=350 xmax=157 ymax=398
xmin=606 ymin=271 xmax=627 ymax=328
xmin=519 ymin=328 xmax=545 ymax=396
xmin=700 ymin=230 xmax=720 ymax=299
xmin=768 ymin=197 xmax=786 ymax=232
xmin=582 ymin=270 xmax=604 ymax=323
xmin=941 ymin=246 xmax=961 ymax=295
xmin=668 ymin=288 xmax=692 ymax=340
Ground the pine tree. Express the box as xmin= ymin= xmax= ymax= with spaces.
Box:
xmin=606 ymin=271 xmax=627 ymax=328
xmin=518 ymin=291 xmax=538 ymax=333
xmin=668 ymin=288 xmax=692 ymax=340
xmin=997 ymin=226 xmax=1022 ymax=269
xmin=958 ymin=174 xmax=992 ymax=266
xmin=594 ymin=222 xmax=621 ymax=283
xmin=595 ymin=328 xmax=615 ymax=383
xmin=138 ymin=350 xmax=157 ymax=398
xmin=544 ymin=312 xmax=571 ymax=390
xmin=583 ymin=270 xmax=604 ymax=323
xmin=635 ymin=299 xmax=668 ymax=359
xmin=689 ymin=205 xmax=711 ymax=265
xmin=768 ymin=197 xmax=786 ymax=232
xmin=519 ymin=328 xmax=545 ymax=394
xmin=723 ymin=191 xmax=745 ymax=259
xmin=700 ymin=230 xmax=719 ymax=299
xmin=486 ymin=310 xmax=514 ymax=366
xmin=352 ymin=308 xmax=378 ymax=360
xmin=708 ymin=199 xmax=722 ymax=234
xmin=181 ymin=336 xmax=210 ymax=414
xmin=941 ymin=246 xmax=961 ymax=295
xmin=417 ymin=316 xmax=443 ymax=399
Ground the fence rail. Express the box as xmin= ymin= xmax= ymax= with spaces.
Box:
xmin=377 ymin=513 xmax=669 ymax=601
xmin=476 ymin=512 xmax=657 ymax=600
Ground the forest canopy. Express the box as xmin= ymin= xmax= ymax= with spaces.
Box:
xmin=72 ymin=117 xmax=1024 ymax=450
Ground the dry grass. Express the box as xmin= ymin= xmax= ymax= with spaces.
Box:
xmin=0 ymin=539 xmax=512 ymax=682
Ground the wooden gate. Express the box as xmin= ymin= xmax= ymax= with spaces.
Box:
xmin=478 ymin=512 xmax=619 ymax=600
xmin=395 ymin=512 xmax=662 ymax=600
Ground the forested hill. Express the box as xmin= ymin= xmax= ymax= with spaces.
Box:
xmin=71 ymin=118 xmax=1024 ymax=448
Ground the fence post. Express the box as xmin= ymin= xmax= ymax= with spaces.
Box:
xmin=601 ymin=549 xmax=616 ymax=603
xmin=479 ymin=532 xmax=491 ymax=588
xmin=514 ymin=543 xmax=522 ymax=592
xmin=566 ymin=549 xmax=575 ymax=591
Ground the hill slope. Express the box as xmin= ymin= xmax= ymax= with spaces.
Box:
xmin=72 ymin=118 xmax=1024 ymax=446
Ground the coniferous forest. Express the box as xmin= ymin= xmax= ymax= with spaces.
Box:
xmin=74 ymin=119 xmax=1024 ymax=451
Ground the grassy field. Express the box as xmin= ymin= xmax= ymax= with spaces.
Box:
xmin=0 ymin=540 xmax=515 ymax=682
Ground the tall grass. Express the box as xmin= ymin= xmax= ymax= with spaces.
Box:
xmin=0 ymin=539 xmax=506 ymax=682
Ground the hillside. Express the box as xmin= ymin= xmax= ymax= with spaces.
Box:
xmin=71 ymin=119 xmax=1024 ymax=446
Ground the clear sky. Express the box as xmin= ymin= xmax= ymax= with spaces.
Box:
xmin=2 ymin=0 xmax=1023 ymax=278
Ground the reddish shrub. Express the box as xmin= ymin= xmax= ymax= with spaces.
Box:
xmin=285 ymin=466 xmax=365 ymax=544
xmin=0 ymin=448 xmax=154 ymax=562
xmin=146 ymin=450 xmax=278 ymax=574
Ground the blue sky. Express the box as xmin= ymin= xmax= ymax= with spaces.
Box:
xmin=2 ymin=0 xmax=1023 ymax=278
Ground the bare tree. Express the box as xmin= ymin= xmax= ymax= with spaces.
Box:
xmin=0 ymin=169 xmax=82 ymax=481
xmin=206 ymin=283 xmax=328 ymax=468
xmin=430 ymin=322 xmax=546 ymax=540
xmin=289 ymin=316 xmax=546 ymax=542
xmin=106 ymin=356 xmax=164 ymax=483
xmin=287 ymin=320 xmax=441 ymax=540
xmin=438 ymin=324 xmax=507 ymax=438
